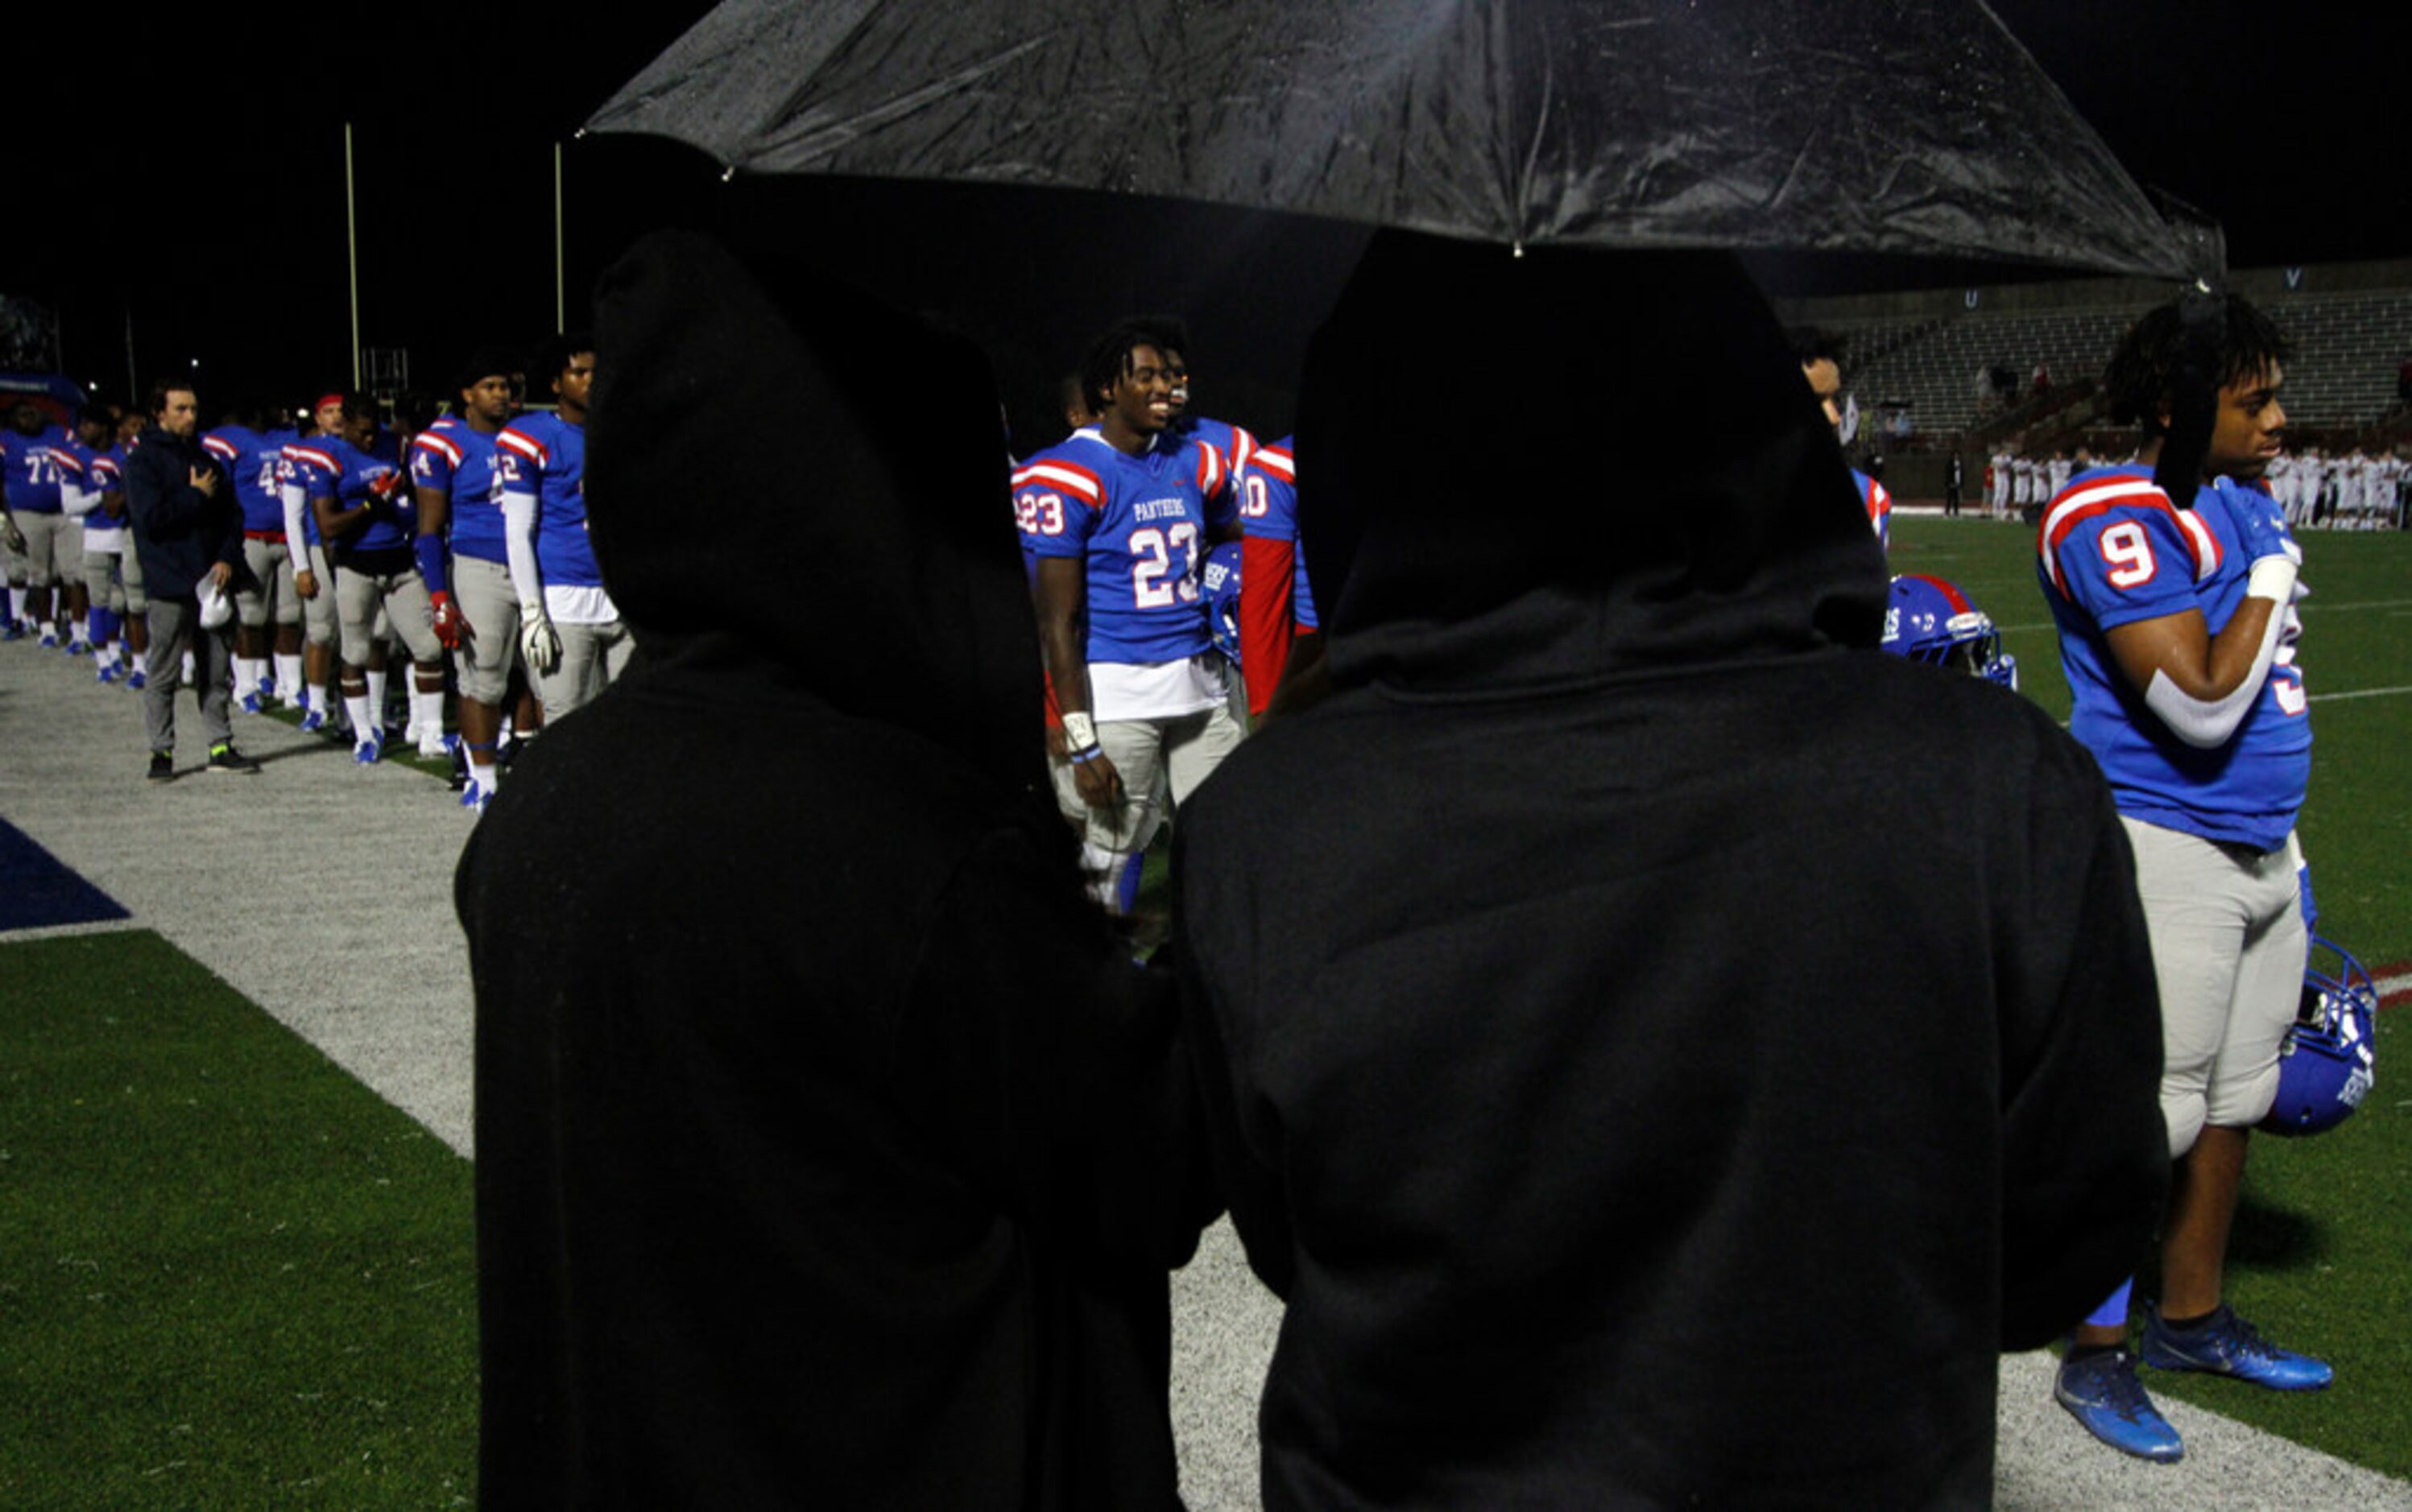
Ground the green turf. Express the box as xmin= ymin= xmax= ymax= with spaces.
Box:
xmin=0 ymin=932 xmax=477 ymax=1508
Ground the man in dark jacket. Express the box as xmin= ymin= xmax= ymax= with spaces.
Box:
xmin=1174 ymin=233 xmax=2169 ymax=1508
xmin=125 ymin=381 xmax=257 ymax=779
xmin=459 ymin=233 xmax=1201 ymax=1510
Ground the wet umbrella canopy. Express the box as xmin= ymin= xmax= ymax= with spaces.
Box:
xmin=589 ymin=0 xmax=2194 ymax=278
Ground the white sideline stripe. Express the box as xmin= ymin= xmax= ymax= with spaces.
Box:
xmin=2374 ymin=971 xmax=2412 ymax=1005
xmin=2310 ymin=684 xmax=2412 ymax=704
xmin=2001 ymin=600 xmax=2412 ymax=637
xmin=0 ymin=917 xmax=143 ymax=944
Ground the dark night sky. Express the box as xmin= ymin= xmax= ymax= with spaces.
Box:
xmin=10 ymin=2 xmax=2401 ymax=441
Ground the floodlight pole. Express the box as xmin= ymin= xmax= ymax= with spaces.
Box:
xmin=555 ymin=143 xmax=566 ymax=334
xmin=345 ymin=122 xmax=362 ymax=390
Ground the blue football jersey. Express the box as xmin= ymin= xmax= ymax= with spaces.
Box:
xmin=1853 ymin=469 xmax=1891 ymax=551
xmin=1170 ymin=414 xmax=1250 ymax=532
xmin=279 ymin=440 xmax=325 ymax=547
xmin=412 ymin=417 xmax=508 ymax=564
xmin=494 ymin=413 xmax=600 ymax=589
xmin=81 ymin=447 xmax=126 ymax=535
xmin=2038 ymin=464 xmax=2310 ymax=849
xmin=1240 ymin=438 xmax=1316 ymax=630
xmin=2 ymin=424 xmax=68 ymax=513
xmin=1016 ymin=426 xmax=1226 ymax=663
xmin=202 ymin=424 xmax=291 ymax=535
xmin=292 ymin=433 xmax=415 ymax=556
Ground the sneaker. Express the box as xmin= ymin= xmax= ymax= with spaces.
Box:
xmin=298 ymin=706 xmax=325 ymax=733
xmin=206 ymin=742 xmax=262 ymax=775
xmin=2054 ymin=1348 xmax=2182 ymax=1462
xmin=66 ymin=638 xmax=90 ymax=657
xmin=126 ymin=667 xmax=147 ymax=691
xmin=354 ymin=733 xmax=383 ymax=766
xmin=2141 ymin=1304 xmax=2332 ymax=1391
xmin=147 ymin=750 xmax=176 ymax=783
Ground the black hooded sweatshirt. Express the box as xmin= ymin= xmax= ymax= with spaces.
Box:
xmin=1173 ymin=233 xmax=2166 ymax=1509
xmin=459 ymin=233 xmax=1195 ymax=1510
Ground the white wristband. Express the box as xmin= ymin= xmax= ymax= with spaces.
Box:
xmin=1061 ymin=711 xmax=1098 ymax=750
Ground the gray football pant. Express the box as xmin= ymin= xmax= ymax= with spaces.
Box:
xmin=337 ymin=564 xmax=440 ymax=667
xmin=16 ymin=513 xmax=81 ymax=587
xmin=1082 ymin=700 xmax=1247 ymax=860
xmin=535 ymin=618 xmax=634 ymax=720
xmin=143 ymin=596 xmax=235 ymax=754
xmin=237 ymin=539 xmax=299 ymax=627
xmin=450 ymin=556 xmax=522 ymax=704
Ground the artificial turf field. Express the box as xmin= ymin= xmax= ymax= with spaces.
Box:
xmin=1 ymin=511 xmax=2406 ymax=1504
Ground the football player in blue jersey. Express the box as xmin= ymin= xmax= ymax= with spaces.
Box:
xmin=499 ymin=334 xmax=627 ymax=725
xmin=1022 ymin=320 xmax=1243 ymax=912
xmin=51 ymin=407 xmax=106 ymax=655
xmin=1797 ymin=332 xmax=1892 ymax=550
xmin=2038 ymin=293 xmax=2328 ymax=1463
xmin=287 ymin=395 xmax=349 ymax=730
xmin=76 ymin=406 xmax=136 ymax=680
xmin=2 ymin=402 xmax=75 ymax=645
xmin=203 ymin=401 xmax=300 ymax=712
xmin=299 ymin=394 xmax=447 ymax=764
xmin=415 ymin=349 xmax=520 ymax=807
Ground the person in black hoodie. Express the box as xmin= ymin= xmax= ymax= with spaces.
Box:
xmin=458 ymin=233 xmax=1200 ymax=1510
xmin=1173 ymin=232 xmax=2169 ymax=1508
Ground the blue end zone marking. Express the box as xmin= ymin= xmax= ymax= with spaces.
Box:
xmin=0 ymin=817 xmax=130 ymax=932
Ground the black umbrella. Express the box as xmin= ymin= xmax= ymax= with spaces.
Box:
xmin=587 ymin=0 xmax=2195 ymax=279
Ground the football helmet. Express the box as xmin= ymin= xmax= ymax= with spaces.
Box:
xmin=1881 ymin=573 xmax=2018 ymax=690
xmin=2260 ymin=934 xmax=2378 ymax=1137
xmin=1202 ymin=540 xmax=1243 ymax=664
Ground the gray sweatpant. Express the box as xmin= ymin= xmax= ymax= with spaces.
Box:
xmin=144 ymin=595 xmax=235 ymax=755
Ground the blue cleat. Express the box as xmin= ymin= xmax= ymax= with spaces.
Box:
xmin=2054 ymin=1348 xmax=2182 ymax=1462
xmin=1 ymin=619 xmax=21 ymax=642
xmin=38 ymin=629 xmax=59 ymax=649
xmin=354 ymin=733 xmax=383 ymax=766
xmin=298 ymin=706 xmax=325 ymax=733
xmin=2141 ymin=1304 xmax=2331 ymax=1391
xmin=461 ymin=781 xmax=491 ymax=816
xmin=97 ymin=663 xmax=118 ymax=685
xmin=239 ymin=691 xmax=266 ymax=715
xmin=126 ymin=667 xmax=147 ymax=692
xmin=66 ymin=638 xmax=90 ymax=657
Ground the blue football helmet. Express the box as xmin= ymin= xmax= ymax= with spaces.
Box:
xmin=1202 ymin=541 xmax=1243 ymax=664
xmin=1881 ymin=573 xmax=2018 ymax=690
xmin=2260 ymin=935 xmax=2378 ymax=1136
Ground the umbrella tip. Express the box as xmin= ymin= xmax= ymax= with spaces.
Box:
xmin=722 ymin=163 xmax=738 ymax=184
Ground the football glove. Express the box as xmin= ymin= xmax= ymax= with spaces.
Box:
xmin=519 ymin=600 xmax=561 ymax=676
xmin=430 ymin=590 xmax=465 ymax=650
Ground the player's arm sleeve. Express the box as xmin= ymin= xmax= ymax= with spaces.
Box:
xmin=1239 ymin=531 xmax=1297 ymax=721
xmin=503 ymin=493 xmax=543 ymax=604
xmin=410 ymin=444 xmax=453 ymax=593
xmin=902 ymin=823 xmax=1209 ymax=1269
xmin=1995 ymin=733 xmax=2169 ymax=1351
